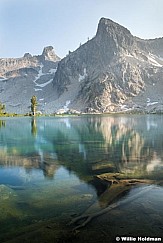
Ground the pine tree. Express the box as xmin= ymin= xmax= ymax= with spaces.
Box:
xmin=0 ymin=102 xmax=5 ymax=114
xmin=31 ymin=96 xmax=38 ymax=116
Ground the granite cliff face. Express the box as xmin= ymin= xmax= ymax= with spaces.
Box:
xmin=52 ymin=18 xmax=163 ymax=113
xmin=1 ymin=18 xmax=163 ymax=114
xmin=0 ymin=46 xmax=60 ymax=113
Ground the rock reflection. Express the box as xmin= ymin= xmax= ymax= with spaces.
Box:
xmin=146 ymin=151 xmax=162 ymax=173
xmin=91 ymin=116 xmax=162 ymax=176
xmin=91 ymin=116 xmax=145 ymax=164
xmin=0 ymin=150 xmax=59 ymax=180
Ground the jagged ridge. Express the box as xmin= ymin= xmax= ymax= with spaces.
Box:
xmin=0 ymin=46 xmax=60 ymax=114
xmin=52 ymin=18 xmax=163 ymax=113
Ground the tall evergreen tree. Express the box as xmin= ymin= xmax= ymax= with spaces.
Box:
xmin=0 ymin=102 xmax=5 ymax=114
xmin=31 ymin=96 xmax=38 ymax=116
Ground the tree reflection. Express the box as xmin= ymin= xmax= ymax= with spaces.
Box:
xmin=31 ymin=118 xmax=37 ymax=137
xmin=0 ymin=120 xmax=6 ymax=128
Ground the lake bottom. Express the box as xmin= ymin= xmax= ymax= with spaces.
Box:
xmin=1 ymin=184 xmax=163 ymax=243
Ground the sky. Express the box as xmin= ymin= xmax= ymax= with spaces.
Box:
xmin=0 ymin=0 xmax=163 ymax=58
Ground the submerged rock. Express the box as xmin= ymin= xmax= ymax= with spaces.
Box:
xmin=0 ymin=184 xmax=17 ymax=200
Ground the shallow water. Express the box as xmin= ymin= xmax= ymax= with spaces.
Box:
xmin=0 ymin=115 xmax=163 ymax=242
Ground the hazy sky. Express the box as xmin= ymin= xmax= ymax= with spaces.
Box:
xmin=0 ymin=0 xmax=163 ymax=58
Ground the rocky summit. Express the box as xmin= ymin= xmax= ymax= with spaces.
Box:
xmin=1 ymin=18 xmax=163 ymax=114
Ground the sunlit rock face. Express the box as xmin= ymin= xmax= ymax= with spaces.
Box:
xmin=52 ymin=18 xmax=163 ymax=113
xmin=0 ymin=46 xmax=60 ymax=114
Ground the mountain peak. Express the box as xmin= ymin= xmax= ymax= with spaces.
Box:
xmin=23 ymin=53 xmax=32 ymax=58
xmin=97 ymin=17 xmax=131 ymax=35
xmin=42 ymin=46 xmax=60 ymax=62
xmin=96 ymin=17 xmax=134 ymax=51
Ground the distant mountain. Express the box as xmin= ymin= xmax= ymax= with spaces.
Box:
xmin=0 ymin=46 xmax=60 ymax=114
xmin=52 ymin=18 xmax=163 ymax=113
xmin=1 ymin=18 xmax=163 ymax=114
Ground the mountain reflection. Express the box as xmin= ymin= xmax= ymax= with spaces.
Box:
xmin=0 ymin=115 xmax=162 ymax=180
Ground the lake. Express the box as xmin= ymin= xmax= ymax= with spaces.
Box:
xmin=0 ymin=115 xmax=163 ymax=242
